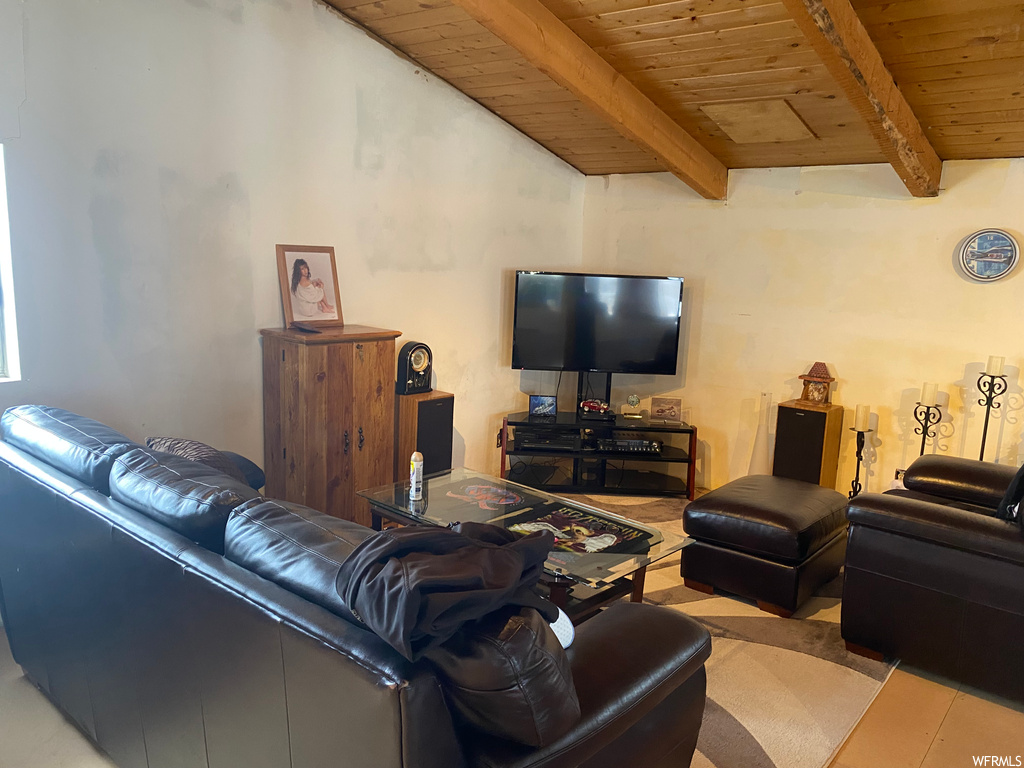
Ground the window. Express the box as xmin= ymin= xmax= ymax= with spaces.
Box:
xmin=0 ymin=145 xmax=20 ymax=381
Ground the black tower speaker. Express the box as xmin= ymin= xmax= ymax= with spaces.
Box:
xmin=395 ymin=391 xmax=454 ymax=479
xmin=772 ymin=400 xmax=844 ymax=488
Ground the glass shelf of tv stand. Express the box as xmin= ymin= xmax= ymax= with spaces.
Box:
xmin=506 ymin=440 xmax=691 ymax=463
xmin=500 ymin=412 xmax=697 ymax=499
xmin=504 ymin=411 xmax=696 ymax=434
xmin=505 ymin=463 xmax=690 ymax=496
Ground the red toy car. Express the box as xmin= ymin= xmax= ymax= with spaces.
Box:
xmin=580 ymin=399 xmax=611 ymax=414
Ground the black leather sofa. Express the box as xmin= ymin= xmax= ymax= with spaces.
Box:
xmin=0 ymin=405 xmax=712 ymax=768
xmin=842 ymin=454 xmax=1023 ymax=699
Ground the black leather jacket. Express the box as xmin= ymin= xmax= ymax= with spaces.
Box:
xmin=336 ymin=521 xmax=557 ymax=661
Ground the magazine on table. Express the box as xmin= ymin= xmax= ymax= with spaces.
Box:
xmin=507 ymin=504 xmax=654 ymax=555
xmin=414 ymin=475 xmax=551 ymax=520
xmin=406 ymin=473 xmax=657 ymax=558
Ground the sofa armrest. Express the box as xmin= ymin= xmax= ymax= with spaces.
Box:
xmin=903 ymin=455 xmax=1017 ymax=509
xmin=463 ymin=602 xmax=711 ymax=768
xmin=847 ymin=493 xmax=1024 ymax=565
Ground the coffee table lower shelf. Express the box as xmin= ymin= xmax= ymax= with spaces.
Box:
xmin=540 ymin=567 xmax=645 ymax=625
xmin=359 ymin=468 xmax=677 ymax=626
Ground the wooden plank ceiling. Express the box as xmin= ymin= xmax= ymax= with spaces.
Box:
xmin=325 ymin=0 xmax=1024 ymax=198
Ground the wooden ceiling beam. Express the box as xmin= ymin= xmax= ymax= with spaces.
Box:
xmin=780 ymin=0 xmax=943 ymax=197
xmin=448 ymin=0 xmax=729 ymax=199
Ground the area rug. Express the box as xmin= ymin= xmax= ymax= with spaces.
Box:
xmin=570 ymin=494 xmax=894 ymax=768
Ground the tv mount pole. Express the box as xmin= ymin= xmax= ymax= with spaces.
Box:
xmin=576 ymin=372 xmax=612 ymax=410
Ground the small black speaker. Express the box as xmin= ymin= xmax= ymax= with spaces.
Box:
xmin=773 ymin=407 xmax=826 ymax=484
xmin=395 ymin=391 xmax=454 ymax=480
xmin=396 ymin=341 xmax=432 ymax=395
xmin=416 ymin=396 xmax=454 ymax=474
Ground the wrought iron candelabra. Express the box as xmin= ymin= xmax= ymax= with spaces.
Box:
xmin=977 ymin=372 xmax=1008 ymax=461
xmin=913 ymin=403 xmax=942 ymax=457
xmin=849 ymin=428 xmax=872 ymax=499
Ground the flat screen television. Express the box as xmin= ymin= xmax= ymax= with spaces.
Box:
xmin=511 ymin=271 xmax=684 ymax=375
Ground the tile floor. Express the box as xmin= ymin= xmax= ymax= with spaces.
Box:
xmin=829 ymin=665 xmax=1024 ymax=768
xmin=3 ymin=627 xmax=1023 ymax=768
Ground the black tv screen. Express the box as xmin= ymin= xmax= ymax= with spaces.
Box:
xmin=511 ymin=271 xmax=684 ymax=374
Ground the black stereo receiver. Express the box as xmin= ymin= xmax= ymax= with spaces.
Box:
xmin=515 ymin=427 xmax=578 ymax=452
xmin=596 ymin=438 xmax=662 ymax=454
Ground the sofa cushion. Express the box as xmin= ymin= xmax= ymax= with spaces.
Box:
xmin=885 ymin=488 xmax=998 ymax=516
xmin=426 ymin=606 xmax=580 ymax=748
xmin=847 ymin=492 xmax=1024 ymax=566
xmin=110 ymin=447 xmax=260 ymax=552
xmin=0 ymin=405 xmax=137 ymax=494
xmin=224 ymin=498 xmax=371 ymax=625
xmin=905 ymin=454 xmax=1017 ymax=510
xmin=145 ymin=436 xmax=249 ymax=485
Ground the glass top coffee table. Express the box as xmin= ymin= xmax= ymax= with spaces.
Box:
xmin=358 ymin=468 xmax=688 ymax=622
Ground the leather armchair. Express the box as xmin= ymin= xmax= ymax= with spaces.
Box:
xmin=842 ymin=454 xmax=1024 ymax=700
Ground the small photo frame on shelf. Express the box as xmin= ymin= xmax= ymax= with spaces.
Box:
xmin=651 ymin=396 xmax=682 ymax=422
xmin=529 ymin=395 xmax=557 ymax=417
xmin=276 ymin=244 xmax=344 ymax=328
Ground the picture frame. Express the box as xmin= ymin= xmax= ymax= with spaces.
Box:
xmin=529 ymin=395 xmax=557 ymax=417
xmin=651 ymin=396 xmax=682 ymax=422
xmin=958 ymin=229 xmax=1019 ymax=282
xmin=276 ymin=244 xmax=344 ymax=327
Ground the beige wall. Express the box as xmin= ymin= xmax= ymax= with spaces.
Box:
xmin=0 ymin=0 xmax=584 ymax=472
xmin=583 ymin=161 xmax=1024 ymax=492
xmin=2 ymin=0 xmax=1021 ymax=492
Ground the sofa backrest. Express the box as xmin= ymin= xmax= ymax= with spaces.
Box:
xmin=0 ymin=438 xmax=466 ymax=768
xmin=224 ymin=497 xmax=372 ymax=626
xmin=903 ymin=454 xmax=1018 ymax=509
xmin=110 ymin=446 xmax=260 ymax=553
xmin=0 ymin=404 xmax=137 ymax=494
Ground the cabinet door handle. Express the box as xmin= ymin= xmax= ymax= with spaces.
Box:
xmin=356 ymin=343 xmax=364 ymax=363
xmin=344 ymin=430 xmax=350 ymax=455
xmin=358 ymin=427 xmax=365 ymax=451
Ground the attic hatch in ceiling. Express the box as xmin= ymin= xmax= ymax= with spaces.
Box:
xmin=700 ymin=100 xmax=817 ymax=144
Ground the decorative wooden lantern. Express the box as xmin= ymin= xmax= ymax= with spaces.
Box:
xmin=798 ymin=361 xmax=835 ymax=405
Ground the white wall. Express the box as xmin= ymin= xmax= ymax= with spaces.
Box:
xmin=3 ymin=0 xmax=1021 ymax=494
xmin=0 ymin=0 xmax=584 ymax=473
xmin=583 ymin=161 xmax=1024 ymax=492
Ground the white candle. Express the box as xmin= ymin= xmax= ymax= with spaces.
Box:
xmin=921 ymin=382 xmax=937 ymax=407
xmin=986 ymin=355 xmax=1005 ymax=376
xmin=854 ymin=405 xmax=870 ymax=431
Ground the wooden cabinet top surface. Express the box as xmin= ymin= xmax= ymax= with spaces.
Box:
xmin=399 ymin=390 xmax=455 ymax=404
xmin=260 ymin=325 xmax=401 ymax=345
xmin=778 ymin=399 xmax=843 ymax=414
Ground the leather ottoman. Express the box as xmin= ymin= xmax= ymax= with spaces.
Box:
xmin=680 ymin=475 xmax=848 ymax=617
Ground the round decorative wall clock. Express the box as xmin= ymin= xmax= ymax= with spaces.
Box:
xmin=958 ymin=229 xmax=1019 ymax=282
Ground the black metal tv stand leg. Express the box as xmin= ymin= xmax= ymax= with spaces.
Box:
xmin=576 ymin=372 xmax=612 ymax=409
xmin=575 ymin=372 xmax=612 ymax=490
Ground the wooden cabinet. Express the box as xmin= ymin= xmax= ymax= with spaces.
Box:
xmin=261 ymin=325 xmax=400 ymax=527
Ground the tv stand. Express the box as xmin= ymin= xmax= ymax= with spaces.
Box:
xmin=499 ymin=411 xmax=696 ymax=499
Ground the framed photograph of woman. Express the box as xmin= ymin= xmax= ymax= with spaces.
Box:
xmin=276 ymin=244 xmax=344 ymax=328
